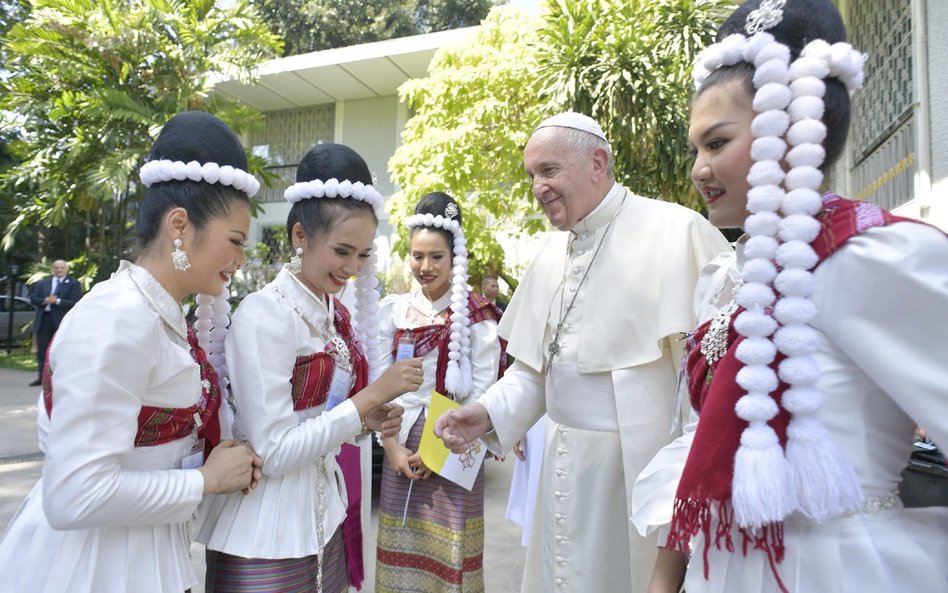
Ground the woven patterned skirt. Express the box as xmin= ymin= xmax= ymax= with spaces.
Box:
xmin=375 ymin=411 xmax=486 ymax=593
xmin=205 ymin=527 xmax=348 ymax=593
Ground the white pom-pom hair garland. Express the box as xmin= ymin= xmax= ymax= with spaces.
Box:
xmin=404 ymin=209 xmax=473 ymax=399
xmin=194 ymin=282 xmax=235 ymax=437
xmin=284 ymin=178 xmax=383 ymax=211
xmin=691 ymin=9 xmax=866 ymax=528
xmin=140 ymin=159 xmax=260 ymax=198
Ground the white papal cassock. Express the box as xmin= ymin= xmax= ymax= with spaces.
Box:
xmin=478 ymin=183 xmax=731 ymax=593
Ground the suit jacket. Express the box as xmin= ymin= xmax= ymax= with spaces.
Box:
xmin=31 ymin=275 xmax=83 ymax=332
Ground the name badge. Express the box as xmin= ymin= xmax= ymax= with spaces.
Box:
xmin=326 ymin=366 xmax=353 ymax=410
xmin=182 ymin=436 xmax=205 ymax=469
xmin=396 ymin=334 xmax=415 ymax=361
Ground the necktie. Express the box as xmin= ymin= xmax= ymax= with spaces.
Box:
xmin=46 ymin=278 xmax=58 ymax=312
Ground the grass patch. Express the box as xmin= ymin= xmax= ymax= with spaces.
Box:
xmin=0 ymin=348 xmax=37 ymax=372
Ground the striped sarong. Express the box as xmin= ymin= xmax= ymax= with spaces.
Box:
xmin=205 ymin=527 xmax=348 ymax=593
xmin=376 ymin=412 xmax=486 ymax=593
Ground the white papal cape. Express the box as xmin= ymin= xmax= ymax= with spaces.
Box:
xmin=478 ymin=183 xmax=731 ymax=593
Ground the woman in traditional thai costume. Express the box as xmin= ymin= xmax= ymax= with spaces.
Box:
xmin=0 ymin=111 xmax=263 ymax=592
xmin=196 ymin=143 xmax=421 ymax=593
xmin=632 ymin=2 xmax=948 ymax=592
xmin=375 ymin=192 xmax=504 ymax=593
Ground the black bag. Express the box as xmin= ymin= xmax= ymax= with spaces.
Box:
xmin=898 ymin=440 xmax=948 ymax=508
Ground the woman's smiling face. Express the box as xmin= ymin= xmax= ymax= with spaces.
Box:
xmin=410 ymin=228 xmax=452 ymax=302
xmin=688 ymin=80 xmax=757 ymax=230
xmin=294 ymin=211 xmax=377 ymax=297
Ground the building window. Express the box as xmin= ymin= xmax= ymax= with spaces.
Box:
xmin=252 ymin=105 xmax=335 ymax=203
xmin=848 ymin=0 xmax=915 ymax=210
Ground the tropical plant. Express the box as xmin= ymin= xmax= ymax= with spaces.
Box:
xmin=536 ymin=0 xmax=735 ymax=210
xmin=0 ymin=0 xmax=281 ymax=281
xmin=386 ymin=6 xmax=548 ymax=287
xmin=253 ymin=0 xmax=497 ymax=56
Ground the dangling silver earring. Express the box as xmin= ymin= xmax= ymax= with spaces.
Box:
xmin=287 ymin=246 xmax=303 ymax=274
xmin=172 ymin=238 xmax=191 ymax=271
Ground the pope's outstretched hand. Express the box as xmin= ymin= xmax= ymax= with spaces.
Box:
xmin=434 ymin=402 xmax=491 ymax=454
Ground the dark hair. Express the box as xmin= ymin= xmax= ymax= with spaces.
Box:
xmin=698 ymin=0 xmax=852 ymax=170
xmin=411 ymin=192 xmax=462 ymax=253
xmin=286 ymin=143 xmax=378 ymax=245
xmin=136 ymin=111 xmax=251 ymax=248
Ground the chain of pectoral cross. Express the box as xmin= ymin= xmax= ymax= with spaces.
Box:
xmin=544 ymin=197 xmax=625 ymax=374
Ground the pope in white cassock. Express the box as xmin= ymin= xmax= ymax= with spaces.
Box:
xmin=435 ymin=112 xmax=732 ymax=592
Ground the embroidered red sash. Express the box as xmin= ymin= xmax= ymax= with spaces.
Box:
xmin=285 ymin=298 xmax=369 ymax=588
xmin=288 ymin=297 xmax=369 ymax=410
xmin=43 ymin=327 xmax=222 ymax=458
xmin=390 ymin=293 xmax=506 ymax=398
xmin=667 ymin=195 xmax=921 ymax=586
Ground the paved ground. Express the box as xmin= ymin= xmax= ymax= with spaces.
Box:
xmin=0 ymin=366 xmax=527 ymax=592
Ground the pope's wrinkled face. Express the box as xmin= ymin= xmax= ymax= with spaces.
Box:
xmin=524 ymin=128 xmax=605 ymax=231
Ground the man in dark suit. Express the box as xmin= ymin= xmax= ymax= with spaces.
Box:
xmin=29 ymin=259 xmax=83 ymax=386
xmin=480 ymin=274 xmax=507 ymax=312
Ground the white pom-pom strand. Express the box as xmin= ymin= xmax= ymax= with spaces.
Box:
xmin=736 ymin=282 xmax=776 ymax=309
xmin=787 ymin=120 xmax=827 ymax=147
xmin=734 ymin=308 xmax=778 ymax=338
xmin=751 ymin=137 xmax=788 ymax=162
xmin=748 ymin=160 xmax=786 ymax=187
xmin=753 ymin=83 xmax=793 ymax=112
xmin=785 ymin=166 xmax=823 ymax=191
xmin=782 ymin=188 xmax=823 ymax=216
xmin=773 ymin=296 xmax=818 ymax=325
xmin=747 ymin=185 xmax=785 ymax=213
xmin=778 ymin=214 xmax=821 ymax=243
xmin=744 ymin=235 xmax=779 ymax=260
xmin=736 ymin=365 xmax=780 ymax=394
xmin=744 ymin=211 xmax=781 ymax=237
xmin=776 ymin=240 xmax=818 ymax=269
xmin=774 ymin=268 xmax=816 ymax=297
xmin=773 ymin=325 xmax=820 ymax=357
xmin=786 ymin=144 xmax=826 ymax=169
xmin=751 ymin=110 xmax=791 ymax=139
xmin=735 ymin=392 xmax=780 ymax=422
xmin=740 ymin=258 xmax=778 ymax=284
xmin=735 ymin=336 xmax=777 ymax=366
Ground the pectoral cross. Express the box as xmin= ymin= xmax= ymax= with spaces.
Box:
xmin=545 ymin=323 xmax=564 ymax=374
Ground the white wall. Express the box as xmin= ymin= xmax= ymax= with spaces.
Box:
xmin=336 ymin=95 xmax=400 ymax=199
xmin=925 ymin=0 xmax=948 ymax=227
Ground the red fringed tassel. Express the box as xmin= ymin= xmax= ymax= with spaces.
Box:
xmin=741 ymin=524 xmax=789 ymax=593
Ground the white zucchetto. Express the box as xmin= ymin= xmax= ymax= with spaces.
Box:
xmin=534 ymin=111 xmax=608 ymax=141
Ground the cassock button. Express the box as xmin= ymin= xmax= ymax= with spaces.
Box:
xmin=555 ymin=469 xmax=567 ymax=478
xmin=557 ymin=447 xmax=568 ymax=456
xmin=558 ymin=426 xmax=568 ymax=434
xmin=556 ymin=555 xmax=566 ymax=564
xmin=572 ymin=265 xmax=582 ymax=274
xmin=555 ymin=513 xmax=566 ymax=522
xmin=555 ymin=578 xmax=564 ymax=586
